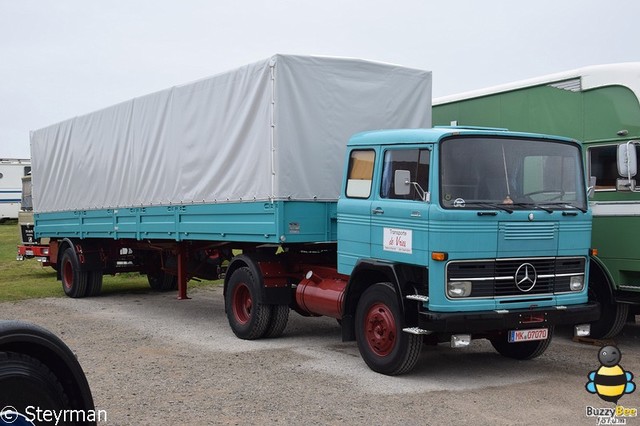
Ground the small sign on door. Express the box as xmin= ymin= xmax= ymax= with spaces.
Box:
xmin=383 ymin=227 xmax=413 ymax=254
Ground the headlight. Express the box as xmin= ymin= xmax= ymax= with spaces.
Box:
xmin=447 ymin=281 xmax=472 ymax=298
xmin=570 ymin=275 xmax=584 ymax=291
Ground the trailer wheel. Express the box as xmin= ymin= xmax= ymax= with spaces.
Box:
xmin=147 ymin=270 xmax=178 ymax=292
xmin=225 ymin=267 xmax=272 ymax=340
xmin=490 ymin=328 xmax=553 ymax=360
xmin=263 ymin=304 xmax=289 ymax=338
xmin=85 ymin=270 xmax=103 ymax=297
xmin=0 ymin=352 xmax=69 ymax=417
xmin=355 ymin=283 xmax=422 ymax=375
xmin=60 ymin=247 xmax=88 ymax=298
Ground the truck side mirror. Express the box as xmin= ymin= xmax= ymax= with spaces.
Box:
xmin=617 ymin=142 xmax=637 ymax=178
xmin=617 ymin=142 xmax=638 ymax=191
xmin=394 ymin=170 xmax=411 ymax=196
xmin=587 ymin=176 xmax=596 ymax=199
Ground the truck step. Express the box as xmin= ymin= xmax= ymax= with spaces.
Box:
xmin=405 ymin=294 xmax=429 ymax=302
xmin=402 ymin=327 xmax=432 ymax=335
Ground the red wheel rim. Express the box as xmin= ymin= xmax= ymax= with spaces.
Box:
xmin=364 ymin=302 xmax=396 ymax=356
xmin=232 ymin=283 xmax=252 ymax=324
xmin=62 ymin=259 xmax=73 ymax=290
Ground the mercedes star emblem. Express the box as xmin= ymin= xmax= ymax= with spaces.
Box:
xmin=515 ymin=263 xmax=537 ymax=292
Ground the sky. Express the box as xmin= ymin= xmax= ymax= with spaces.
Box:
xmin=1 ymin=0 xmax=639 ymax=159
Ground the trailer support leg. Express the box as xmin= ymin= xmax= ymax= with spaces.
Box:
xmin=177 ymin=243 xmax=190 ymax=300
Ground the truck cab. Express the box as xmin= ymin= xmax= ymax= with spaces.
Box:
xmin=336 ymin=127 xmax=599 ymax=374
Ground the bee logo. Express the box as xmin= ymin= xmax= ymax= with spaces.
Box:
xmin=586 ymin=345 xmax=636 ymax=403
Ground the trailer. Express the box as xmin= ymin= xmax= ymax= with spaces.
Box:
xmin=433 ymin=62 xmax=640 ymax=339
xmin=31 ymin=55 xmax=598 ymax=374
xmin=0 ymin=158 xmax=30 ymax=221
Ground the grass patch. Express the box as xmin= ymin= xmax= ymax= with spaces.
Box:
xmin=0 ymin=220 xmax=220 ymax=301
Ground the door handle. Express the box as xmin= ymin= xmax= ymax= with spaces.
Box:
xmin=372 ymin=207 xmax=384 ymax=215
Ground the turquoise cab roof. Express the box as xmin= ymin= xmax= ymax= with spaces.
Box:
xmin=347 ymin=127 xmax=579 ymax=147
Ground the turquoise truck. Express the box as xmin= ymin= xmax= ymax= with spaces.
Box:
xmin=30 ymin=55 xmax=598 ymax=374
xmin=433 ymin=63 xmax=640 ymax=339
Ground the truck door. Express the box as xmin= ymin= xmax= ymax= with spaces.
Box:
xmin=370 ymin=148 xmax=431 ymax=266
xmin=337 ymin=149 xmax=377 ymax=274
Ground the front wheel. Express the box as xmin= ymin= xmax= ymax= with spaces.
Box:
xmin=355 ymin=283 xmax=422 ymax=375
xmin=490 ymin=327 xmax=553 ymax=360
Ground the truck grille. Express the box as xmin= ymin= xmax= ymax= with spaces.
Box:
xmin=446 ymin=257 xmax=585 ymax=298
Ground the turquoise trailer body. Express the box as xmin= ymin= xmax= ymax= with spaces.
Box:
xmin=35 ymin=201 xmax=337 ymax=244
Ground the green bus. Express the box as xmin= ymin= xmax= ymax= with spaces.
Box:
xmin=433 ymin=63 xmax=640 ymax=338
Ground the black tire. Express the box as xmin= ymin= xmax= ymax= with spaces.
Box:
xmin=490 ymin=327 xmax=553 ymax=360
xmin=225 ymin=267 xmax=273 ymax=340
xmin=60 ymin=247 xmax=88 ymax=298
xmin=85 ymin=270 xmax=103 ymax=297
xmin=0 ymin=352 xmax=69 ymax=419
xmin=589 ymin=281 xmax=628 ymax=339
xmin=263 ymin=304 xmax=289 ymax=338
xmin=147 ymin=270 xmax=178 ymax=291
xmin=355 ymin=283 xmax=422 ymax=375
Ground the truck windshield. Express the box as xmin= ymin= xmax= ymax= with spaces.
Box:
xmin=440 ymin=136 xmax=587 ymax=211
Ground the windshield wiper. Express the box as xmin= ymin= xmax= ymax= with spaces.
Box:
xmin=539 ymin=202 xmax=587 ymax=213
xmin=461 ymin=201 xmax=514 ymax=213
xmin=511 ymin=202 xmax=553 ymax=213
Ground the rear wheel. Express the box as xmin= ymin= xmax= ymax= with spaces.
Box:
xmin=490 ymin=328 xmax=553 ymax=360
xmin=263 ymin=304 xmax=289 ymax=338
xmin=60 ymin=247 xmax=88 ymax=298
xmin=225 ymin=267 xmax=272 ymax=340
xmin=355 ymin=283 xmax=422 ymax=375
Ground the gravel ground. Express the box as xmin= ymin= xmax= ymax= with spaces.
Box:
xmin=2 ymin=285 xmax=639 ymax=426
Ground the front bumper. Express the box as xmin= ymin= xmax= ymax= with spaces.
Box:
xmin=418 ymin=301 xmax=600 ymax=333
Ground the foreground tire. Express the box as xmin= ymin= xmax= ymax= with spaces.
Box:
xmin=0 ymin=321 xmax=96 ymax=424
xmin=225 ymin=267 xmax=272 ymax=340
xmin=60 ymin=247 xmax=88 ymax=298
xmin=490 ymin=327 xmax=553 ymax=360
xmin=0 ymin=352 xmax=69 ymax=418
xmin=355 ymin=283 xmax=422 ymax=375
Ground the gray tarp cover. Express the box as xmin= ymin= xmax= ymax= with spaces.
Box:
xmin=31 ymin=55 xmax=432 ymax=212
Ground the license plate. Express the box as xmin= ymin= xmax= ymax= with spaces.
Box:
xmin=25 ymin=250 xmax=33 ymax=256
xmin=509 ymin=328 xmax=548 ymax=343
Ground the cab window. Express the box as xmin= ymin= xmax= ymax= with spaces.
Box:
xmin=380 ymin=149 xmax=430 ymax=200
xmin=589 ymin=144 xmax=640 ymax=190
xmin=346 ymin=150 xmax=375 ymax=198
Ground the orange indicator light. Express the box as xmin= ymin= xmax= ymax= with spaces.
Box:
xmin=431 ymin=252 xmax=448 ymax=261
